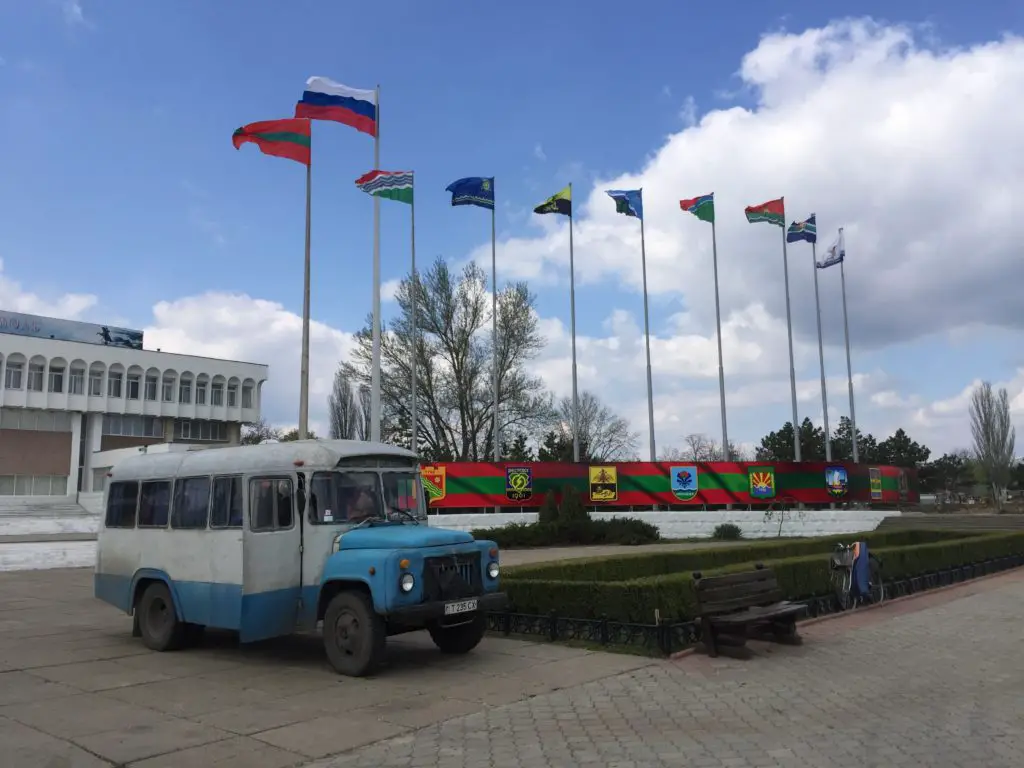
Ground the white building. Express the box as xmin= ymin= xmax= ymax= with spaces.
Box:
xmin=0 ymin=310 xmax=268 ymax=499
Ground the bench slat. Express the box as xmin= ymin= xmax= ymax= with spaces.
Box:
xmin=698 ymin=589 xmax=785 ymax=615
xmin=694 ymin=570 xmax=775 ymax=591
xmin=709 ymin=602 xmax=804 ymax=625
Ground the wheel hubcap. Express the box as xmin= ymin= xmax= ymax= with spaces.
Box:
xmin=333 ymin=610 xmax=361 ymax=656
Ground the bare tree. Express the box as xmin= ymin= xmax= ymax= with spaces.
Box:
xmin=240 ymin=419 xmax=280 ymax=445
xmin=553 ymin=390 xmax=638 ymax=461
xmin=660 ymin=434 xmax=748 ymax=462
xmin=343 ymin=258 xmax=552 ymax=460
xmin=969 ymin=381 xmax=1016 ymax=510
xmin=327 ymin=368 xmax=359 ymax=440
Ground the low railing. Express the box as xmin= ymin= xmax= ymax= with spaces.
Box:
xmin=485 ymin=554 xmax=1024 ymax=656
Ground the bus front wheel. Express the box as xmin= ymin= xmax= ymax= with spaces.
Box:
xmin=323 ymin=591 xmax=385 ymax=677
xmin=137 ymin=582 xmax=185 ymax=652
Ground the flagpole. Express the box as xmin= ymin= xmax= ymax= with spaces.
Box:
xmin=491 ymin=203 xmax=500 ymax=463
xmin=369 ymin=84 xmax=382 ymax=443
xmin=568 ymin=183 xmax=580 ymax=463
xmin=839 ymin=229 xmax=859 ymax=462
xmin=780 ymin=198 xmax=801 ymax=462
xmin=811 ymin=234 xmax=831 ymax=462
xmin=639 ymin=212 xmax=656 ymax=462
xmin=298 ymin=149 xmax=312 ymax=440
xmin=410 ymin=180 xmax=418 ymax=455
xmin=710 ymin=219 xmax=729 ymax=460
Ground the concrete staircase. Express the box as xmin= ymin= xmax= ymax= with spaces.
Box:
xmin=877 ymin=513 xmax=1024 ymax=532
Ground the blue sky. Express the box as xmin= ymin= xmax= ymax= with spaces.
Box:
xmin=1 ymin=1 xmax=1022 ymax=454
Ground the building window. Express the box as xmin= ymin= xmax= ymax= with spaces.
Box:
xmin=0 ymin=409 xmax=72 ymax=431
xmin=196 ymin=383 xmax=207 ymax=406
xmin=227 ymin=384 xmax=238 ymax=407
xmin=173 ymin=419 xmax=227 ymax=442
xmin=27 ymin=363 xmax=44 ymax=392
xmin=69 ymin=366 xmax=85 ymax=395
xmin=211 ymin=383 xmax=224 ymax=406
xmin=107 ymin=371 xmax=123 ymax=398
xmin=127 ymin=374 xmax=141 ymax=400
xmin=4 ymin=362 xmax=23 ymax=390
xmin=89 ymin=370 xmax=103 ymax=396
xmin=242 ymin=384 xmax=254 ymax=409
xmin=102 ymin=414 xmax=163 ymax=438
xmin=162 ymin=375 xmax=175 ymax=402
xmin=0 ymin=475 xmax=69 ymax=496
xmin=179 ymin=380 xmax=192 ymax=404
xmin=47 ymin=365 xmax=64 ymax=393
xmin=144 ymin=374 xmax=158 ymax=401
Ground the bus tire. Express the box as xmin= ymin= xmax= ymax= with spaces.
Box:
xmin=428 ymin=613 xmax=486 ymax=654
xmin=323 ymin=590 xmax=385 ymax=677
xmin=137 ymin=582 xmax=185 ymax=652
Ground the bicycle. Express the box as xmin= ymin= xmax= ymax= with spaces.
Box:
xmin=829 ymin=542 xmax=885 ymax=610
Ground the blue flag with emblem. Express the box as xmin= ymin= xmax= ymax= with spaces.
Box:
xmin=445 ymin=177 xmax=494 ymax=210
xmin=605 ymin=189 xmax=643 ymax=220
xmin=786 ymin=214 xmax=817 ymax=244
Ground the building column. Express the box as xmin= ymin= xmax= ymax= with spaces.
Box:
xmin=68 ymin=412 xmax=82 ymax=497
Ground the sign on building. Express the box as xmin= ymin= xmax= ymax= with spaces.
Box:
xmin=0 ymin=310 xmax=143 ymax=350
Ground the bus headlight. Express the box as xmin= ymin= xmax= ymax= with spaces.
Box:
xmin=399 ymin=573 xmax=415 ymax=593
xmin=486 ymin=561 xmax=499 ymax=579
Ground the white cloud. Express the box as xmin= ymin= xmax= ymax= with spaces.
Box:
xmin=4 ymin=17 xmax=1023 ymax=459
xmin=0 ymin=258 xmax=97 ymax=319
xmin=533 ymin=143 xmax=547 ymax=161
xmin=61 ymin=0 xmax=90 ymax=27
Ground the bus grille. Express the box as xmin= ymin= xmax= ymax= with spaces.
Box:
xmin=423 ymin=553 xmax=482 ymax=601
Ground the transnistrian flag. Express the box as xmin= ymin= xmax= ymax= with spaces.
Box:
xmin=605 ymin=189 xmax=643 ymax=220
xmin=445 ymin=177 xmax=494 ymax=209
xmin=745 ymin=197 xmax=785 ymax=227
xmin=232 ymin=119 xmax=311 ymax=166
xmin=786 ymin=214 xmax=817 ymax=244
xmin=679 ymin=194 xmax=715 ymax=223
xmin=534 ymin=185 xmax=572 ymax=217
xmin=355 ymin=170 xmax=413 ymax=204
xmin=295 ymin=76 xmax=377 ymax=137
xmin=817 ymin=230 xmax=846 ymax=269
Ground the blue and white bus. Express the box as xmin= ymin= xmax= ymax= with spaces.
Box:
xmin=94 ymin=439 xmax=507 ymax=676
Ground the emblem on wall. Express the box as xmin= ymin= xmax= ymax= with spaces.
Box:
xmin=825 ymin=466 xmax=849 ymax=498
xmin=588 ymin=465 xmax=619 ymax=502
xmin=420 ymin=465 xmax=447 ymax=503
xmin=670 ymin=465 xmax=699 ymax=501
xmin=505 ymin=467 xmax=533 ymax=501
xmin=869 ymin=468 xmax=883 ymax=500
xmin=748 ymin=467 xmax=776 ymax=499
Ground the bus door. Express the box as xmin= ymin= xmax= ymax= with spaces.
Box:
xmin=241 ymin=475 xmax=302 ymax=642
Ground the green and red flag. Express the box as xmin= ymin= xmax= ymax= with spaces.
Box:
xmin=744 ymin=197 xmax=785 ymax=227
xmin=232 ymin=118 xmax=311 ymax=166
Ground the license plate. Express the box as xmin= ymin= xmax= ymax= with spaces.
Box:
xmin=443 ymin=599 xmax=478 ymax=616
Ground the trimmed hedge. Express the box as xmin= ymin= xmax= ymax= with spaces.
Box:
xmin=502 ymin=531 xmax=1024 ymax=624
xmin=507 ymin=529 xmax=968 ymax=583
xmin=476 ymin=517 xmax=660 ymax=548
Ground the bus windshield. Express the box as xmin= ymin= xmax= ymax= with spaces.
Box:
xmin=308 ymin=470 xmax=426 ymax=525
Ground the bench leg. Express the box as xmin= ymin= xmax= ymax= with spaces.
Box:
xmin=700 ymin=617 xmax=718 ymax=657
xmin=769 ymin=616 xmax=802 ymax=646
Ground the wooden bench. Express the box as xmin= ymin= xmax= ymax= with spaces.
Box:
xmin=692 ymin=564 xmax=807 ymax=657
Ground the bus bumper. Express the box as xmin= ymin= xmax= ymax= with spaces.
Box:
xmin=386 ymin=592 xmax=509 ymax=623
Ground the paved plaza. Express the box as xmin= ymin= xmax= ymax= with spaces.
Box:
xmin=0 ymin=566 xmax=1022 ymax=767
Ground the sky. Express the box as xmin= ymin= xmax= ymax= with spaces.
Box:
xmin=1 ymin=0 xmax=1023 ymax=459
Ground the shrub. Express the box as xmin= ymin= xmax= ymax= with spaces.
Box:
xmin=473 ymin=516 xmax=660 ymax=549
xmin=501 ymin=531 xmax=1024 ymax=624
xmin=558 ymin=485 xmax=590 ymax=524
xmin=537 ymin=491 xmax=559 ymax=525
xmin=712 ymin=523 xmax=743 ymax=541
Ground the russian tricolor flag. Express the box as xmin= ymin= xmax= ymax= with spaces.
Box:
xmin=295 ymin=76 xmax=377 ymax=137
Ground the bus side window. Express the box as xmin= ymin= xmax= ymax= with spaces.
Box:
xmin=309 ymin=472 xmax=333 ymax=523
xmin=105 ymin=481 xmax=139 ymax=528
xmin=210 ymin=476 xmax=243 ymax=528
xmin=249 ymin=477 xmax=294 ymax=531
xmin=171 ymin=477 xmax=211 ymax=529
xmin=139 ymin=480 xmax=171 ymax=527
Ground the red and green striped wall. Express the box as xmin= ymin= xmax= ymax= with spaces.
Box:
xmin=420 ymin=461 xmax=918 ymax=508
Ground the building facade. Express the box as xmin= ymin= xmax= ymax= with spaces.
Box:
xmin=0 ymin=311 xmax=268 ymax=497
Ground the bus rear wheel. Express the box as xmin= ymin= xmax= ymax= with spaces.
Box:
xmin=323 ymin=591 xmax=385 ymax=677
xmin=137 ymin=582 xmax=185 ymax=652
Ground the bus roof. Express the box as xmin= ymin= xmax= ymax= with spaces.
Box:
xmin=107 ymin=439 xmax=419 ymax=482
